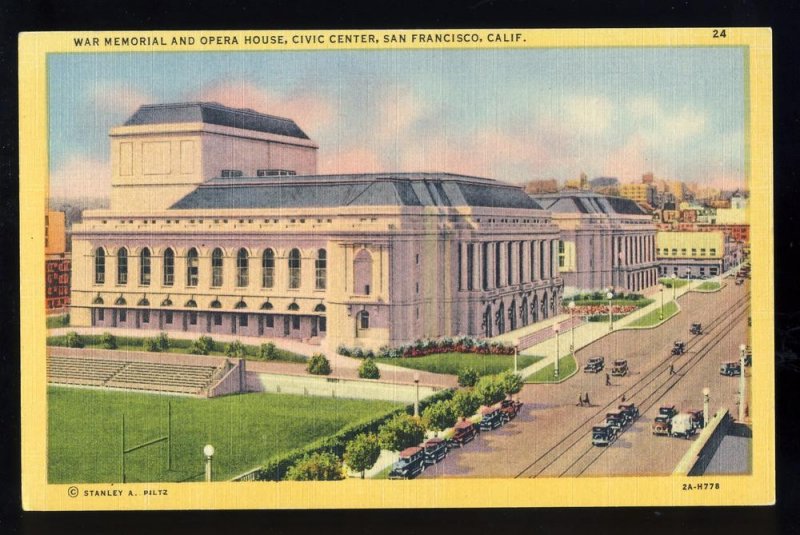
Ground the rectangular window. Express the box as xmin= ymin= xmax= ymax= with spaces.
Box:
xmin=221 ymin=169 xmax=243 ymax=178
xmin=165 ymin=311 xmax=173 ymax=324
xmin=319 ymin=317 xmax=326 ymax=332
xmin=457 ymin=243 xmax=462 ymax=291
xmin=681 ymin=248 xmax=687 ymax=256
xmin=672 ymin=248 xmax=677 ymax=256
xmin=292 ymin=316 xmax=300 ymax=330
xmin=97 ymin=308 xmax=104 ymax=321
xmin=710 ymin=248 xmax=717 ymax=256
xmin=119 ymin=309 xmax=127 ymax=322
xmin=142 ymin=310 xmax=150 ymax=323
xmin=257 ymin=169 xmax=296 ymax=176
xmin=189 ymin=312 xmax=197 ymax=325
xmin=710 ymin=267 xmax=719 ymax=275
xmin=265 ymin=315 xmax=274 ymax=328
xmin=558 ymin=240 xmax=566 ymax=268
xmin=466 ymin=243 xmax=474 ymax=291
xmin=240 ymin=314 xmax=248 ymax=327
xmin=691 ymin=248 xmax=697 ymax=256
xmin=700 ymin=248 xmax=706 ymax=256
xmin=214 ymin=313 xmax=222 ymax=326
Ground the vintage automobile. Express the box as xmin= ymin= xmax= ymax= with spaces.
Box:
xmin=591 ymin=422 xmax=617 ymax=447
xmin=388 ymin=446 xmax=426 ymax=479
xmin=735 ymin=278 xmax=744 ymax=286
xmin=651 ymin=415 xmax=672 ymax=436
xmin=499 ymin=399 xmax=523 ymax=420
xmin=744 ymin=346 xmax=752 ymax=366
xmin=479 ymin=406 xmax=504 ymax=431
xmin=690 ymin=322 xmax=703 ymax=335
xmin=421 ymin=437 xmax=448 ymax=465
xmin=447 ymin=421 xmax=477 ymax=448
xmin=670 ymin=413 xmax=696 ymax=439
xmin=658 ymin=405 xmax=678 ymax=419
xmin=720 ymin=361 xmax=742 ymax=376
xmin=686 ymin=409 xmax=704 ymax=431
xmin=611 ymin=359 xmax=629 ymax=377
xmin=618 ymin=403 xmax=639 ymax=424
xmin=671 ymin=341 xmax=686 ymax=356
xmin=605 ymin=410 xmax=626 ymax=432
xmin=583 ymin=356 xmax=605 ymax=373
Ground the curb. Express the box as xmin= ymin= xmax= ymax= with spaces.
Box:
xmin=524 ymin=355 xmax=579 ymax=384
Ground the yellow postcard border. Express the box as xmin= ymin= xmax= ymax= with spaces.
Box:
xmin=19 ymin=28 xmax=774 ymax=510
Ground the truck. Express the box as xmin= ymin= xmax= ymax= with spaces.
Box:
xmin=670 ymin=413 xmax=696 ymax=439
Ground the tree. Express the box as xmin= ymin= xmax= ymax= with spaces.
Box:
xmin=378 ymin=414 xmax=425 ymax=451
xmin=144 ymin=337 xmax=160 ymax=352
xmin=451 ymin=389 xmax=481 ymax=420
xmin=157 ymin=332 xmax=170 ymax=351
xmin=358 ymin=357 xmax=381 ymax=379
xmin=100 ymin=332 xmax=117 ymax=350
xmin=190 ymin=335 xmax=214 ymax=355
xmin=259 ymin=342 xmax=277 ymax=360
xmin=457 ymin=367 xmax=479 ymax=387
xmin=224 ymin=340 xmax=247 ymax=358
xmin=307 ymin=353 xmax=332 ymax=375
xmin=343 ymin=433 xmax=381 ymax=479
xmin=285 ymin=452 xmax=344 ymax=481
xmin=476 ymin=375 xmax=505 ymax=406
xmin=422 ymin=400 xmax=457 ymax=436
xmin=500 ymin=371 xmax=524 ymax=400
xmin=65 ymin=331 xmax=83 ymax=348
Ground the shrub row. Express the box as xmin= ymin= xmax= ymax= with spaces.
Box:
xmin=337 ymin=337 xmax=515 ymax=360
xmin=247 ymin=388 xmax=456 ymax=481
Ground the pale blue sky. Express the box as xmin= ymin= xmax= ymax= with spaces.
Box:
xmin=47 ymin=47 xmax=746 ymax=199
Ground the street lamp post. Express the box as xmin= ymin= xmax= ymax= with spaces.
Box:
xmin=670 ymin=273 xmax=677 ymax=300
xmin=514 ymin=344 xmax=519 ymax=374
xmin=739 ymin=344 xmax=747 ymax=422
xmin=686 ymin=267 xmax=691 ymax=285
xmin=702 ymin=387 xmax=710 ymax=429
xmin=554 ymin=324 xmax=561 ymax=378
xmin=606 ymin=290 xmax=614 ymax=331
xmin=203 ymin=444 xmax=215 ymax=482
xmin=659 ymin=287 xmax=664 ymax=321
xmin=568 ymin=301 xmax=576 ymax=356
xmin=413 ymin=372 xmax=420 ymax=417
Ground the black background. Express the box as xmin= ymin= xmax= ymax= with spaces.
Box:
xmin=1 ymin=1 xmax=798 ymax=533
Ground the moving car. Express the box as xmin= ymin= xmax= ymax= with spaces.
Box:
xmin=611 ymin=359 xmax=629 ymax=377
xmin=388 ymin=446 xmax=426 ymax=479
xmin=618 ymin=403 xmax=639 ymax=424
xmin=591 ymin=422 xmax=617 ymax=447
xmin=499 ymin=399 xmax=523 ymax=420
xmin=421 ymin=437 xmax=448 ymax=465
xmin=584 ymin=356 xmax=605 ymax=373
xmin=448 ymin=421 xmax=477 ymax=448
xmin=479 ymin=406 xmax=504 ymax=431
xmin=720 ymin=361 xmax=742 ymax=376
xmin=690 ymin=322 xmax=703 ymax=335
xmin=671 ymin=341 xmax=686 ymax=356
xmin=605 ymin=410 xmax=626 ymax=432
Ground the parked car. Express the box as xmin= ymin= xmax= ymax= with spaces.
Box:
xmin=618 ymin=403 xmax=639 ymax=424
xmin=388 ymin=446 xmax=426 ymax=479
xmin=651 ymin=416 xmax=672 ymax=436
xmin=611 ymin=359 xmax=629 ymax=377
xmin=479 ymin=406 xmax=504 ymax=431
xmin=658 ymin=405 xmax=678 ymax=419
xmin=735 ymin=278 xmax=744 ymax=286
xmin=686 ymin=409 xmax=704 ymax=431
xmin=605 ymin=410 xmax=626 ymax=432
xmin=584 ymin=356 xmax=605 ymax=373
xmin=670 ymin=413 xmax=696 ymax=439
xmin=671 ymin=341 xmax=686 ymax=356
xmin=690 ymin=322 xmax=703 ymax=335
xmin=499 ymin=399 xmax=523 ymax=420
xmin=421 ymin=437 xmax=448 ymax=465
xmin=591 ymin=422 xmax=617 ymax=447
xmin=448 ymin=421 xmax=477 ymax=448
xmin=744 ymin=346 xmax=752 ymax=366
xmin=720 ymin=361 xmax=742 ymax=376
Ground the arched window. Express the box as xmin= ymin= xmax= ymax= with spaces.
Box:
xmin=163 ymin=248 xmax=175 ymax=286
xmin=315 ymin=249 xmax=327 ymax=290
xmin=262 ymin=249 xmax=275 ymax=288
xmin=211 ymin=248 xmax=223 ymax=287
xmin=94 ymin=248 xmax=106 ymax=284
xmin=358 ymin=310 xmax=370 ymax=330
xmin=186 ymin=248 xmax=199 ymax=287
xmin=236 ymin=248 xmax=249 ymax=287
xmin=117 ymin=248 xmax=128 ymax=285
xmin=140 ymin=248 xmax=151 ymax=286
xmin=353 ymin=249 xmax=372 ymax=295
xmin=288 ymin=248 xmax=301 ymax=289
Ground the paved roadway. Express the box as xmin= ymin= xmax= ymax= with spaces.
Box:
xmin=420 ymin=279 xmax=752 ymax=479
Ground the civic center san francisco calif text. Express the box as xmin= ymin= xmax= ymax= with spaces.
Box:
xmin=70 ymin=102 xmax=658 ymax=350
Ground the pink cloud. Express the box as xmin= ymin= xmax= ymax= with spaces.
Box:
xmin=49 ymin=155 xmax=110 ymax=201
xmin=91 ymin=82 xmax=152 ymax=116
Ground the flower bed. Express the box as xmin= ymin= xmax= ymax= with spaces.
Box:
xmin=338 ymin=337 xmax=515 ymax=360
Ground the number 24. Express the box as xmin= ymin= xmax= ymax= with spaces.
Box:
xmin=713 ymin=29 xmax=727 ymax=38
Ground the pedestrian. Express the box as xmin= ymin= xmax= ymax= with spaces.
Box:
xmin=605 ymin=373 xmax=611 ymax=386
xmin=669 ymin=363 xmax=675 ymax=376
xmin=584 ymin=392 xmax=591 ymax=406
xmin=621 ymin=394 xmax=626 ymax=403
xmin=577 ymin=393 xmax=584 ymax=407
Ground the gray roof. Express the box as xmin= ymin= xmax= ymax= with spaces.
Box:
xmin=170 ymin=173 xmax=543 ymax=210
xmin=588 ymin=176 xmax=619 ymax=188
xmin=531 ymin=191 xmax=647 ymax=216
xmin=123 ymin=102 xmax=310 ymax=139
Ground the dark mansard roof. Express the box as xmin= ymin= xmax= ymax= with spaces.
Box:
xmin=170 ymin=173 xmax=544 ymax=210
xmin=531 ymin=191 xmax=648 ymax=216
xmin=123 ymin=102 xmax=310 ymax=140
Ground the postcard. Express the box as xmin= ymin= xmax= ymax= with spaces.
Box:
xmin=20 ymin=28 xmax=774 ymax=510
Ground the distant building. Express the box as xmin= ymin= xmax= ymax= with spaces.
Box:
xmin=642 ymin=172 xmax=654 ymax=185
xmin=656 ymin=231 xmax=742 ymax=279
xmin=618 ymin=182 xmax=656 ymax=209
xmin=531 ymin=191 xmax=658 ymax=294
xmin=46 ymin=210 xmax=71 ymax=311
xmin=524 ymin=179 xmax=559 ymax=194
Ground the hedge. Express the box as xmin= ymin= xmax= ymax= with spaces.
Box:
xmin=245 ymin=388 xmax=456 ymax=481
xmin=338 ymin=337 xmax=515 ymax=359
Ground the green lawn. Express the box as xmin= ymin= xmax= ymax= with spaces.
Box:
xmin=375 ymin=352 xmax=543 ymax=376
xmin=46 ymin=314 xmax=69 ymax=329
xmin=371 ymin=464 xmax=393 ymax=480
xmin=48 ymin=387 xmax=401 ymax=483
xmin=696 ymin=281 xmax=721 ymax=291
xmin=525 ymin=354 xmax=578 ymax=383
xmin=659 ymin=278 xmax=689 ymax=288
xmin=46 ymin=334 xmax=306 ymax=364
xmin=628 ymin=300 xmax=679 ymax=327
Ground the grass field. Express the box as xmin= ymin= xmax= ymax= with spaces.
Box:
xmin=48 ymin=387 xmax=401 ymax=483
xmin=628 ymin=300 xmax=679 ymax=327
xmin=46 ymin=314 xmax=69 ymax=329
xmin=374 ymin=352 xmax=542 ymax=376
xmin=659 ymin=277 xmax=689 ymax=288
xmin=46 ymin=334 xmax=306 ymax=364
xmin=695 ymin=281 xmax=721 ymax=291
xmin=525 ymin=354 xmax=578 ymax=383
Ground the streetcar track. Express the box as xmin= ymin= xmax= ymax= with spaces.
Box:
xmin=513 ymin=289 xmax=749 ymax=479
